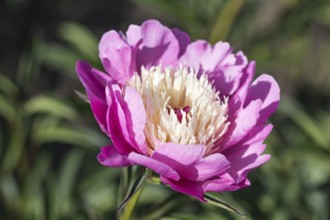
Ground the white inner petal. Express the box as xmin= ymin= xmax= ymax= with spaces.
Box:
xmin=127 ymin=65 xmax=230 ymax=155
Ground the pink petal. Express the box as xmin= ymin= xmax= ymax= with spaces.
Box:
xmin=194 ymin=153 xmax=230 ymax=181
xmin=179 ymin=40 xmax=231 ymax=71
xmin=152 ymin=143 xmax=229 ymax=181
xmin=245 ymin=74 xmax=280 ymax=124
xmin=232 ymin=61 xmax=256 ymax=103
xmin=227 ymin=152 xmax=270 ymax=183
xmin=172 ymin=28 xmax=190 ymax=57
xmin=203 ymin=174 xmax=250 ymax=192
xmin=152 ymin=143 xmax=205 ymax=180
xmin=97 ymin=145 xmax=132 ymax=167
xmin=224 ymin=99 xmax=262 ymax=148
xmin=224 ymin=124 xmax=273 ymax=156
xmin=126 ymin=24 xmax=142 ymax=46
xmin=222 ymin=124 xmax=273 ymax=183
xmin=99 ymin=31 xmax=137 ymax=84
xmin=211 ymin=51 xmax=248 ymax=95
xmin=179 ymin=41 xmax=248 ymax=96
xmin=126 ymin=19 xmax=180 ymax=69
xmin=127 ymin=151 xmax=180 ymax=181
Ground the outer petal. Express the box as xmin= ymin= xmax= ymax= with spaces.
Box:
xmin=160 ymin=176 xmax=205 ymax=201
xmin=245 ymin=74 xmax=280 ymax=124
xmin=152 ymin=143 xmax=205 ymax=180
xmin=224 ymin=99 xmax=262 ymax=148
xmin=194 ymin=153 xmax=230 ymax=181
xmin=126 ymin=20 xmax=180 ymax=69
xmin=97 ymin=146 xmax=180 ymax=181
xmin=171 ymin=28 xmax=190 ymax=57
xmin=203 ymin=174 xmax=250 ymax=192
xmin=99 ymin=31 xmax=138 ymax=84
xmin=223 ymin=125 xmax=273 ymax=183
xmin=106 ymin=92 xmax=133 ymax=154
xmin=122 ymin=87 xmax=148 ymax=154
xmin=76 ymin=60 xmax=110 ymax=101
xmin=226 ymin=150 xmax=270 ymax=183
xmin=152 ymin=143 xmax=230 ymax=181
xmin=179 ymin=40 xmax=248 ymax=96
xmin=127 ymin=151 xmax=179 ymax=181
xmin=97 ymin=145 xmax=132 ymax=167
xmin=76 ymin=61 xmax=110 ymax=132
xmin=179 ymin=40 xmax=231 ymax=72
xmin=106 ymin=84 xmax=147 ymax=155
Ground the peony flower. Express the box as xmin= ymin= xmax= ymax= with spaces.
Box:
xmin=76 ymin=20 xmax=280 ymax=201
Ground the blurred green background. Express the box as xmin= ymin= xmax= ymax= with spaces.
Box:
xmin=1 ymin=0 xmax=330 ymax=219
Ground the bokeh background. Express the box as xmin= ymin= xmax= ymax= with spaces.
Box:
xmin=1 ymin=0 xmax=330 ymax=219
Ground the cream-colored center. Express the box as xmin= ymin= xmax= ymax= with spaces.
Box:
xmin=127 ymin=65 xmax=230 ymax=155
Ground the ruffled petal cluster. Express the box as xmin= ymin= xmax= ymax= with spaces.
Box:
xmin=76 ymin=20 xmax=280 ymax=201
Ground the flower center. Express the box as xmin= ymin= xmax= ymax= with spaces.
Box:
xmin=168 ymin=106 xmax=190 ymax=123
xmin=127 ymin=65 xmax=230 ymax=155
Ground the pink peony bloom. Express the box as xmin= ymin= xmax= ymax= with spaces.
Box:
xmin=76 ymin=20 xmax=280 ymax=201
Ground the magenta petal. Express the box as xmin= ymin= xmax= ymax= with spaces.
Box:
xmin=245 ymin=74 xmax=280 ymax=124
xmin=106 ymin=84 xmax=135 ymax=154
xmin=99 ymin=31 xmax=137 ymax=84
xmin=122 ymin=87 xmax=148 ymax=154
xmin=76 ymin=61 xmax=110 ymax=132
xmin=127 ymin=151 xmax=179 ymax=181
xmin=105 ymin=84 xmax=148 ymax=155
xmin=160 ymin=176 xmax=206 ymax=201
xmin=87 ymin=91 xmax=108 ymax=133
xmin=126 ymin=20 xmax=180 ymax=68
xmin=76 ymin=60 xmax=110 ymax=101
xmin=97 ymin=145 xmax=132 ymax=167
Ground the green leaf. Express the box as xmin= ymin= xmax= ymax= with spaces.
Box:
xmin=141 ymin=194 xmax=183 ymax=220
xmin=32 ymin=122 xmax=107 ymax=148
xmin=57 ymin=149 xmax=84 ymax=215
xmin=43 ymin=43 xmax=80 ymax=75
xmin=0 ymin=94 xmax=16 ymax=122
xmin=209 ymin=0 xmax=245 ymax=43
xmin=118 ymin=168 xmax=152 ymax=220
xmin=0 ymin=74 xmax=19 ymax=98
xmin=23 ymin=95 xmax=79 ymax=120
xmin=279 ymin=97 xmax=329 ymax=150
xmin=58 ymin=22 xmax=99 ymax=63
xmin=204 ymin=193 xmax=247 ymax=217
